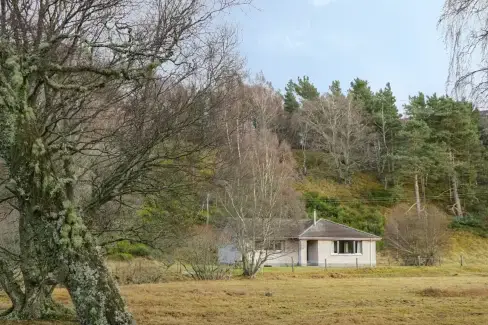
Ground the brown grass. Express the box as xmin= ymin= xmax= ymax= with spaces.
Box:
xmin=3 ymin=272 xmax=488 ymax=325
xmin=418 ymin=286 xmax=488 ymax=298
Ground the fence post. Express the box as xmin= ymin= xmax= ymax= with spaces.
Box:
xmin=356 ymin=258 xmax=359 ymax=269
xmin=291 ymin=257 xmax=295 ymax=273
xmin=324 ymin=258 xmax=327 ymax=271
xmin=461 ymin=255 xmax=464 ymax=267
xmin=417 ymin=255 xmax=421 ymax=266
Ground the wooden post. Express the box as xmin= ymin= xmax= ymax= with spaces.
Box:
xmin=356 ymin=258 xmax=359 ymax=269
xmin=324 ymin=258 xmax=327 ymax=271
xmin=461 ymin=255 xmax=464 ymax=267
xmin=417 ymin=255 xmax=421 ymax=266
xmin=291 ymin=257 xmax=295 ymax=273
xmin=388 ymin=257 xmax=391 ymax=267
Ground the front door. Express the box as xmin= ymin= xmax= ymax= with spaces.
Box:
xmin=307 ymin=240 xmax=318 ymax=266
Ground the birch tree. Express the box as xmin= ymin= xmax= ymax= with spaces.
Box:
xmin=439 ymin=0 xmax=488 ymax=104
xmin=217 ymin=80 xmax=303 ymax=277
xmin=302 ymin=81 xmax=372 ymax=184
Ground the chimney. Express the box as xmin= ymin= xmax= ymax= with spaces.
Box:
xmin=313 ymin=209 xmax=317 ymax=225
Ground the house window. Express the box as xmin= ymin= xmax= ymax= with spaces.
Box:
xmin=333 ymin=240 xmax=362 ymax=254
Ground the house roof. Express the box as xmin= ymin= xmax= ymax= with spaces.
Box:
xmin=221 ymin=218 xmax=381 ymax=241
xmin=299 ymin=219 xmax=381 ymax=240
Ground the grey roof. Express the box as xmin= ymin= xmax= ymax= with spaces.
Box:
xmin=299 ymin=219 xmax=381 ymax=240
xmin=222 ymin=218 xmax=313 ymax=239
xmin=222 ymin=218 xmax=381 ymax=240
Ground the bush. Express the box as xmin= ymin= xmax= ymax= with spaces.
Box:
xmin=385 ymin=205 xmax=450 ymax=266
xmin=107 ymin=240 xmax=152 ymax=259
xmin=177 ymin=227 xmax=233 ymax=280
xmin=108 ymin=253 xmax=134 ymax=261
xmin=450 ymin=214 xmax=488 ymax=237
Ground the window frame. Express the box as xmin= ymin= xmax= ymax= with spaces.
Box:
xmin=332 ymin=240 xmax=363 ymax=255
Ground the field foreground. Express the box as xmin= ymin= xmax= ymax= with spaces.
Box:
xmin=2 ymin=271 xmax=488 ymax=325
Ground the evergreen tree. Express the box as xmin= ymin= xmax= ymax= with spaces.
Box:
xmin=283 ymin=79 xmax=299 ymax=113
xmin=423 ymin=95 xmax=483 ymax=217
xmin=350 ymin=80 xmax=401 ymax=188
xmin=295 ymin=76 xmax=320 ymax=101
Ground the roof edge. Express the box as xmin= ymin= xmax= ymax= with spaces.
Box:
xmin=297 ymin=219 xmax=317 ymax=237
xmin=313 ymin=218 xmax=382 ymax=239
xmin=299 ymin=237 xmax=382 ymax=241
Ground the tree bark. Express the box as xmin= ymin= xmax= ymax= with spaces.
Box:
xmin=64 ymin=243 xmax=135 ymax=325
xmin=0 ymin=260 xmax=24 ymax=315
xmin=449 ymin=150 xmax=463 ymax=217
xmin=452 ymin=173 xmax=463 ymax=217
xmin=414 ymin=173 xmax=422 ymax=217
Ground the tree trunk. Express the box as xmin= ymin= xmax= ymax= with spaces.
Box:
xmin=452 ymin=173 xmax=463 ymax=217
xmin=64 ymin=245 xmax=134 ymax=325
xmin=0 ymin=260 xmax=24 ymax=315
xmin=15 ymin=201 xmax=134 ymax=324
xmin=414 ymin=173 xmax=422 ymax=217
xmin=449 ymin=150 xmax=463 ymax=217
xmin=17 ymin=210 xmax=58 ymax=320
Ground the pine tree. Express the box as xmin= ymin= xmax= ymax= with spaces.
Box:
xmin=295 ymin=76 xmax=320 ymax=101
xmin=283 ymin=79 xmax=299 ymax=114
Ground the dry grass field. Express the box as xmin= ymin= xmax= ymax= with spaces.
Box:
xmin=2 ymin=267 xmax=488 ymax=325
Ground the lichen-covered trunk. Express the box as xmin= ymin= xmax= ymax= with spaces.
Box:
xmin=0 ymin=262 xmax=57 ymax=320
xmin=0 ymin=259 xmax=24 ymax=315
xmin=64 ymin=244 xmax=135 ymax=325
xmin=18 ymin=211 xmax=56 ymax=320
xmin=19 ymin=205 xmax=135 ymax=325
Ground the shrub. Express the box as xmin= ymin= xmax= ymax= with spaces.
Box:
xmin=450 ymin=214 xmax=488 ymax=237
xmin=177 ymin=227 xmax=233 ymax=280
xmin=108 ymin=253 xmax=134 ymax=261
xmin=107 ymin=240 xmax=152 ymax=259
xmin=385 ymin=205 xmax=450 ymax=266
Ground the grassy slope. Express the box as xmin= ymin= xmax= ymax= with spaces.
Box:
xmin=3 ymin=270 xmax=488 ymax=325
xmin=293 ymin=150 xmax=488 ymax=265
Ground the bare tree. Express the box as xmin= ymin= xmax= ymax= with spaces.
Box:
xmin=439 ymin=0 xmax=488 ymax=102
xmin=385 ymin=204 xmax=450 ymax=266
xmin=217 ymin=79 xmax=303 ymax=277
xmin=301 ymin=87 xmax=372 ymax=184
xmin=0 ymin=0 xmax=248 ymax=323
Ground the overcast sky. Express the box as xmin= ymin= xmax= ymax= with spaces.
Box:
xmin=228 ymin=0 xmax=448 ymax=110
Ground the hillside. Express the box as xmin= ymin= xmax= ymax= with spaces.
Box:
xmin=293 ymin=150 xmax=488 ymax=265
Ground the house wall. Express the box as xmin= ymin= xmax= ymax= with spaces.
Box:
xmin=263 ymin=239 xmax=299 ymax=266
xmin=316 ymin=239 xmax=377 ymax=267
xmin=219 ymin=239 xmax=378 ymax=267
xmin=218 ymin=244 xmax=241 ymax=265
xmin=218 ymin=239 xmax=300 ymax=266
